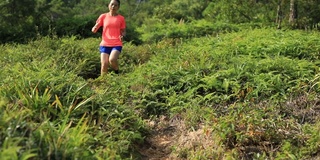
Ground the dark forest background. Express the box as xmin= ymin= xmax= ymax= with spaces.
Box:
xmin=1 ymin=0 xmax=319 ymax=44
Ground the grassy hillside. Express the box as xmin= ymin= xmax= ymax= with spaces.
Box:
xmin=1 ymin=28 xmax=320 ymax=159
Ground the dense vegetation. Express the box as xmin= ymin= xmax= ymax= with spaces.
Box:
xmin=1 ymin=28 xmax=320 ymax=159
xmin=1 ymin=0 xmax=320 ymax=159
xmin=1 ymin=0 xmax=320 ymax=44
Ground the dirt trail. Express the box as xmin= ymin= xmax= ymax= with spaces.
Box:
xmin=136 ymin=115 xmax=214 ymax=160
xmin=136 ymin=115 xmax=179 ymax=160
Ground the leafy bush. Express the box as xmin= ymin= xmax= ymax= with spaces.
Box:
xmin=137 ymin=19 xmax=241 ymax=43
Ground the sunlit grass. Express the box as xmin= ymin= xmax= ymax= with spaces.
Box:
xmin=1 ymin=28 xmax=320 ymax=159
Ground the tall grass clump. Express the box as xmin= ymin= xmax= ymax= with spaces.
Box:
xmin=0 ymin=36 xmax=146 ymax=159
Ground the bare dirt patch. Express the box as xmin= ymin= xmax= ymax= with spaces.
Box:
xmin=136 ymin=115 xmax=216 ymax=160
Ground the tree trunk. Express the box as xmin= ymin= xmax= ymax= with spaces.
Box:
xmin=276 ymin=0 xmax=283 ymax=29
xmin=289 ymin=0 xmax=297 ymax=26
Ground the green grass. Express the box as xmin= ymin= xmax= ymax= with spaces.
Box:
xmin=1 ymin=28 xmax=320 ymax=159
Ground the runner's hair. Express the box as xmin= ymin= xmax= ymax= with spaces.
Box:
xmin=110 ymin=0 xmax=120 ymax=6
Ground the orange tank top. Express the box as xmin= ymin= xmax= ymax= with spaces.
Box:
xmin=96 ymin=13 xmax=126 ymax=46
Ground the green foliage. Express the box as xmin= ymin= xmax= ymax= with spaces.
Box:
xmin=0 ymin=36 xmax=145 ymax=159
xmin=137 ymin=19 xmax=240 ymax=43
xmin=1 ymin=28 xmax=320 ymax=159
xmin=203 ymin=0 xmax=278 ymax=24
xmin=54 ymin=15 xmax=97 ymax=38
xmin=295 ymin=0 xmax=320 ymax=28
xmin=126 ymin=28 xmax=320 ymax=158
xmin=151 ymin=0 xmax=209 ymax=21
xmin=2 ymin=0 xmax=320 ymax=44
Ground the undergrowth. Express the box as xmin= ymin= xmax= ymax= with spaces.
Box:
xmin=1 ymin=28 xmax=320 ymax=159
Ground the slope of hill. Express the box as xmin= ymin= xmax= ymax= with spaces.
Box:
xmin=0 ymin=28 xmax=320 ymax=159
